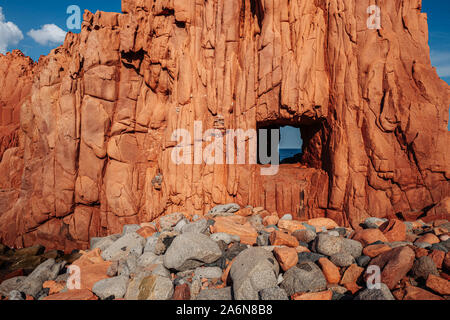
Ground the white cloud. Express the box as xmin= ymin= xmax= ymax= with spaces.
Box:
xmin=431 ymin=50 xmax=450 ymax=78
xmin=27 ymin=24 xmax=67 ymax=46
xmin=0 ymin=7 xmax=24 ymax=54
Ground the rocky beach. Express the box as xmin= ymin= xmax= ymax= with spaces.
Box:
xmin=1 ymin=204 xmax=449 ymax=300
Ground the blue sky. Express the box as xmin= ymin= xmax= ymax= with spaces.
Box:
xmin=0 ymin=1 xmax=448 ymax=143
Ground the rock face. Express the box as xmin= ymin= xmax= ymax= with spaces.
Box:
xmin=0 ymin=0 xmax=449 ymax=251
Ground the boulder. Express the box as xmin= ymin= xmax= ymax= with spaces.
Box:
xmin=101 ymin=232 xmax=146 ymax=261
xmin=230 ymin=248 xmax=279 ymax=300
xmin=164 ymin=232 xmax=222 ymax=271
xmin=280 ymin=262 xmax=327 ymax=296
xmin=92 ymin=276 xmax=129 ymax=300
xmin=368 ymin=246 xmax=415 ymax=290
xmin=138 ymin=275 xmax=174 ymax=300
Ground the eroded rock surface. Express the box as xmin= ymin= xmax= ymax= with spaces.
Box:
xmin=0 ymin=0 xmax=449 ymax=251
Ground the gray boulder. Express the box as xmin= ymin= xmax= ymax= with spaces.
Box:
xmin=0 ymin=276 xmax=27 ymax=297
xmin=164 ymin=232 xmax=222 ymax=271
xmin=363 ymin=217 xmax=388 ymax=229
xmin=330 ymin=252 xmax=355 ymax=267
xmin=411 ymin=256 xmax=439 ymax=280
xmin=293 ymin=229 xmax=316 ymax=243
xmin=355 ymin=283 xmax=395 ymax=300
xmin=18 ymin=258 xmax=66 ymax=297
xmin=210 ymin=232 xmax=240 ymax=244
xmin=194 ymin=267 xmax=222 ymax=280
xmin=101 ymin=232 xmax=146 ymax=261
xmin=341 ymin=238 xmax=363 ymax=258
xmin=159 ymin=212 xmax=184 ymax=231
xmin=206 ymin=203 xmax=240 ymax=217
xmin=8 ymin=290 xmax=24 ymax=300
xmin=138 ymin=275 xmax=174 ymax=300
xmin=143 ymin=235 xmax=159 ymax=254
xmin=280 ymin=262 xmax=327 ymax=296
xmin=122 ymin=224 xmax=142 ymax=235
xmin=259 ymin=287 xmax=289 ymax=300
xmin=230 ymin=247 xmax=280 ymax=300
xmin=181 ymin=219 xmax=209 ymax=234
xmin=92 ymin=276 xmax=129 ymax=300
xmin=196 ymin=287 xmax=233 ymax=300
xmin=316 ymin=233 xmax=343 ymax=256
xmin=138 ymin=252 xmax=164 ymax=267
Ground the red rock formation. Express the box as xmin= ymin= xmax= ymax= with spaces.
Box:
xmin=0 ymin=0 xmax=449 ymax=252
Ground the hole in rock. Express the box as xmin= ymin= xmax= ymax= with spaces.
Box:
xmin=256 ymin=119 xmax=328 ymax=170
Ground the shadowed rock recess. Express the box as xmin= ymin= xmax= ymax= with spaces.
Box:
xmin=0 ymin=0 xmax=449 ymax=252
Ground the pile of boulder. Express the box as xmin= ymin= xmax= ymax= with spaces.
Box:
xmin=1 ymin=204 xmax=449 ymax=300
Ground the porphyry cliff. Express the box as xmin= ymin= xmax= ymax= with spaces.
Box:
xmin=0 ymin=0 xmax=449 ymax=252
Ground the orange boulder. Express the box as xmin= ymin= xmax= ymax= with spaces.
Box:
xmin=318 ymin=258 xmax=341 ymax=284
xmin=269 ymin=230 xmax=299 ymax=247
xmin=379 ymin=219 xmax=406 ymax=242
xmin=210 ymin=216 xmax=258 ymax=245
xmin=352 ymin=229 xmax=388 ymax=246
xmin=292 ymin=290 xmax=333 ymax=300
xmin=273 ymin=247 xmax=298 ymax=271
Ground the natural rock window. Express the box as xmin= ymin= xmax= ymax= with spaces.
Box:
xmin=257 ymin=120 xmax=328 ymax=170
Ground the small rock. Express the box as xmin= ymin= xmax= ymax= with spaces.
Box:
xmin=416 ymin=233 xmax=440 ymax=245
xmin=137 ymin=252 xmax=163 ymax=268
xmin=368 ymin=246 xmax=415 ymax=290
xmin=341 ymin=238 xmax=363 ymax=258
xmin=356 ymin=255 xmax=371 ymax=268
xmin=330 ymin=252 xmax=355 ymax=267
xmin=194 ymin=267 xmax=222 ymax=280
xmin=270 ymin=230 xmax=299 ymax=247
xmin=206 ymin=203 xmax=240 ymax=217
xmin=101 ymin=232 xmax=146 ymax=261
xmin=248 ymin=215 xmax=265 ymax=232
xmin=173 ymin=283 xmax=191 ymax=300
xmin=138 ymin=275 xmax=174 ymax=300
xmin=297 ymin=252 xmax=324 ymax=264
xmin=426 ymin=274 xmax=450 ymax=295
xmin=363 ymin=217 xmax=388 ymax=229
xmin=318 ymin=258 xmax=341 ymax=284
xmin=355 ymin=283 xmax=395 ymax=300
xmin=379 ymin=219 xmax=406 ymax=242
xmin=0 ymin=276 xmax=27 ymax=297
xmin=122 ymin=224 xmax=141 ymax=235
xmin=196 ymin=287 xmax=232 ymax=300
xmin=257 ymin=231 xmax=270 ymax=246
xmin=259 ymin=287 xmax=289 ymax=300
xmin=328 ymin=231 xmax=340 ymax=237
xmin=411 ymin=256 xmax=439 ymax=280
xmin=316 ymin=233 xmax=343 ymax=256
xmin=230 ymin=248 xmax=279 ymax=300
xmin=307 ymin=218 xmax=339 ymax=230
xmin=159 ymin=212 xmax=184 ymax=231
xmin=292 ymin=229 xmax=316 ymax=243
xmin=210 ymin=232 xmax=240 ymax=244
xmin=8 ymin=290 xmax=25 ymax=300
xmin=18 ymin=259 xmax=66 ymax=298
xmin=174 ymin=219 xmax=189 ymax=233
xmin=143 ymin=235 xmax=158 ymax=254
xmin=280 ymin=262 xmax=327 ymax=296
xmin=92 ymin=276 xmax=129 ymax=300
xmin=90 ymin=237 xmax=115 ymax=252
xmin=154 ymin=231 xmax=179 ymax=255
xmin=164 ymin=232 xmax=222 ymax=271
xmin=280 ymin=214 xmax=293 ymax=221
xmin=430 ymin=243 xmax=448 ymax=253
xmin=273 ymin=247 xmax=298 ymax=271
xmin=181 ymin=219 xmax=209 ymax=234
